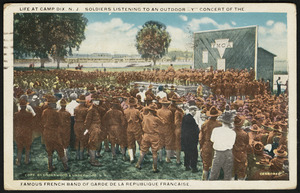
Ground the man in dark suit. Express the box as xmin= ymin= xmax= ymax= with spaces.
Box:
xmin=181 ymin=106 xmax=199 ymax=173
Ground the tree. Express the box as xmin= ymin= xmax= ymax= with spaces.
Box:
xmin=14 ymin=13 xmax=88 ymax=68
xmin=135 ymin=21 xmax=171 ymax=66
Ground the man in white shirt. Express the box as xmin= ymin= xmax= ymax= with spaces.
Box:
xmin=156 ymin=85 xmax=167 ymax=99
xmin=136 ymin=86 xmax=146 ymax=105
xmin=209 ymin=110 xmax=236 ymax=180
xmin=66 ymin=93 xmax=79 ymax=149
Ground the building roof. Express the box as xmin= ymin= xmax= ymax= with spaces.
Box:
xmin=258 ymin=47 xmax=277 ymax=57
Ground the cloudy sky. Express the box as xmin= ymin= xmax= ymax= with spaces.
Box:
xmin=78 ymin=12 xmax=287 ymax=60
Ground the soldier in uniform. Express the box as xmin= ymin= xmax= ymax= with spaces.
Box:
xmin=103 ymin=98 xmax=127 ymax=160
xmin=199 ymin=106 xmax=222 ymax=180
xmin=124 ymin=96 xmax=143 ymax=163
xmin=232 ymin=115 xmax=249 ymax=180
xmin=135 ymin=103 xmax=162 ymax=173
xmin=74 ymin=95 xmax=89 ymax=160
xmin=14 ymin=99 xmax=34 ymax=166
xmin=157 ymin=97 xmax=174 ymax=163
xmin=84 ymin=94 xmax=103 ymax=166
xmin=41 ymin=96 xmax=69 ymax=172
xmin=58 ymin=99 xmax=71 ymax=160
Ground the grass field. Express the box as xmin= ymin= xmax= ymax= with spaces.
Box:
xmin=14 ymin=137 xmax=204 ymax=180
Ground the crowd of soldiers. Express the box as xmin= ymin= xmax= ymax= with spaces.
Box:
xmin=13 ymin=66 xmax=288 ymax=180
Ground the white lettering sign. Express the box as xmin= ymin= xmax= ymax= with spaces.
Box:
xmin=211 ymin=39 xmax=233 ymax=58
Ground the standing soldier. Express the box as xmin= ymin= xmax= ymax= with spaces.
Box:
xmin=174 ymin=99 xmax=184 ymax=164
xmin=157 ymin=97 xmax=174 ymax=163
xmin=130 ymin=83 xmax=139 ymax=97
xmin=232 ymin=115 xmax=249 ymax=180
xmin=135 ymin=103 xmax=162 ymax=173
xmin=14 ymin=99 xmax=34 ymax=166
xmin=124 ymin=96 xmax=143 ymax=163
xmin=145 ymin=84 xmax=155 ymax=106
xmin=103 ymin=98 xmax=127 ymax=161
xmin=58 ymin=99 xmax=71 ymax=160
xmin=199 ymin=106 xmax=222 ymax=180
xmin=74 ymin=95 xmax=88 ymax=160
xmin=41 ymin=96 xmax=69 ymax=172
xmin=84 ymin=94 xmax=103 ymax=166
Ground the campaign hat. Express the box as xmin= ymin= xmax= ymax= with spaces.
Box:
xmin=206 ymin=106 xmax=222 ymax=117
xmin=60 ymin=98 xmax=67 ymax=106
xmin=234 ymin=115 xmax=245 ymax=127
xmin=159 ymin=97 xmax=171 ymax=104
xmin=127 ymin=96 xmax=138 ymax=106
xmin=76 ymin=95 xmax=86 ymax=103
xmin=273 ymin=145 xmax=288 ymax=157
xmin=250 ymin=124 xmax=261 ymax=132
xmin=19 ymin=99 xmax=28 ymax=107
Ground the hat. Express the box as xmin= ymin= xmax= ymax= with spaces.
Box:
xmin=148 ymin=84 xmax=153 ymax=89
xmin=127 ymin=96 xmax=138 ymax=106
xmin=47 ymin=96 xmax=57 ymax=104
xmin=76 ymin=95 xmax=86 ymax=103
xmin=159 ymin=97 xmax=171 ymax=104
xmin=91 ymin=93 xmax=100 ymax=101
xmin=70 ymin=93 xmax=78 ymax=100
xmin=274 ymin=145 xmax=288 ymax=157
xmin=253 ymin=141 xmax=264 ymax=154
xmin=170 ymin=85 xmax=175 ymax=90
xmin=32 ymin=95 xmax=38 ymax=101
xmin=146 ymin=103 xmax=157 ymax=112
xmin=219 ymin=111 xmax=234 ymax=124
xmin=88 ymin=86 xmax=96 ymax=93
xmin=256 ymin=158 xmax=271 ymax=167
xmin=26 ymin=89 xmax=35 ymax=95
xmin=60 ymin=98 xmax=67 ymax=106
xmin=250 ymin=124 xmax=260 ymax=132
xmin=189 ymin=105 xmax=198 ymax=111
xmin=19 ymin=99 xmax=28 ymax=106
xmin=111 ymin=97 xmax=120 ymax=104
xmin=206 ymin=106 xmax=222 ymax=117
xmin=234 ymin=115 xmax=245 ymax=127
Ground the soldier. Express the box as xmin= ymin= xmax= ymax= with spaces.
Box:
xmin=84 ymin=94 xmax=103 ymax=166
xmin=124 ymin=97 xmax=143 ymax=163
xmin=130 ymin=83 xmax=139 ymax=97
xmin=103 ymin=98 xmax=127 ymax=160
xmin=174 ymin=98 xmax=184 ymax=164
xmin=135 ymin=103 xmax=162 ymax=173
xmin=14 ymin=99 xmax=34 ymax=166
xmin=58 ymin=99 xmax=71 ymax=160
xmin=74 ymin=95 xmax=89 ymax=160
xmin=199 ymin=106 xmax=222 ymax=180
xmin=145 ymin=84 xmax=155 ymax=106
xmin=41 ymin=96 xmax=69 ymax=172
xmin=232 ymin=115 xmax=249 ymax=180
xmin=157 ymin=97 xmax=174 ymax=163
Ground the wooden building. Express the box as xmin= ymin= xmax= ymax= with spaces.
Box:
xmin=194 ymin=26 xmax=276 ymax=85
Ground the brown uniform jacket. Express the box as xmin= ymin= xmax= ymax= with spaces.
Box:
xmin=124 ymin=108 xmax=143 ymax=132
xmin=233 ymin=127 xmax=250 ymax=162
xmin=199 ymin=119 xmax=222 ymax=149
xmin=14 ymin=109 xmax=34 ymax=142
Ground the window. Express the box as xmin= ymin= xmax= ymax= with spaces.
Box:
xmin=202 ymin=50 xmax=208 ymax=63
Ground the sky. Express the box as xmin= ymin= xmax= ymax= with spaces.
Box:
xmin=77 ymin=12 xmax=287 ymax=60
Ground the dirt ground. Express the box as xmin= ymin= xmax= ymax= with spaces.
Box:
xmin=13 ymin=137 xmax=204 ymax=180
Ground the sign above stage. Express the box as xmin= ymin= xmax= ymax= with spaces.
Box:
xmin=211 ymin=39 xmax=233 ymax=58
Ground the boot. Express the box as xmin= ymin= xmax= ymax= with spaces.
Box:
xmin=61 ymin=156 xmax=70 ymax=172
xmin=152 ymin=157 xmax=159 ymax=173
xmin=79 ymin=150 xmax=84 ymax=160
xmin=128 ymin=149 xmax=134 ymax=163
xmin=111 ymin=144 xmax=117 ymax=160
xmin=202 ymin=170 xmax=209 ymax=181
xmin=16 ymin=150 xmax=22 ymax=166
xmin=76 ymin=149 xmax=80 ymax=160
xmin=104 ymin=139 xmax=111 ymax=152
xmin=176 ymin=150 xmax=181 ymax=165
xmin=89 ymin=150 xmax=102 ymax=167
xmin=121 ymin=147 xmax=127 ymax=161
xmin=64 ymin=149 xmax=68 ymax=162
xmin=158 ymin=149 xmax=163 ymax=162
xmin=48 ymin=156 xmax=56 ymax=172
xmin=135 ymin=151 xmax=145 ymax=170
xmin=115 ymin=144 xmax=120 ymax=154
xmin=96 ymin=144 xmax=102 ymax=158
xmin=166 ymin=150 xmax=172 ymax=163
xmin=25 ymin=150 xmax=30 ymax=164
